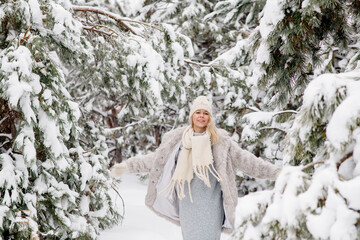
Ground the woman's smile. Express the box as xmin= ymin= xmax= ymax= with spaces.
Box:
xmin=192 ymin=109 xmax=210 ymax=132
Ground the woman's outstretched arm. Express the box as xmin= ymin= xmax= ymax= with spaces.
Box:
xmin=110 ymin=151 xmax=157 ymax=177
xmin=229 ymin=140 xmax=281 ymax=180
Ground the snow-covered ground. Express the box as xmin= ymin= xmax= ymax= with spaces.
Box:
xmin=99 ymin=173 xmax=230 ymax=240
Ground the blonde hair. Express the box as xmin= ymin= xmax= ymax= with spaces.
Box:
xmin=190 ymin=114 xmax=220 ymax=145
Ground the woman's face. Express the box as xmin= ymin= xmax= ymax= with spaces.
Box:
xmin=192 ymin=109 xmax=210 ymax=132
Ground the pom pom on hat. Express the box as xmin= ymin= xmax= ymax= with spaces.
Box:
xmin=189 ymin=96 xmax=212 ymax=117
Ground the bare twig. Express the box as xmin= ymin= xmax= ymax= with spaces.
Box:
xmin=72 ymin=6 xmax=137 ymax=35
xmin=24 ymin=23 xmax=32 ymax=39
xmin=83 ymin=27 xmax=112 ymax=36
xmin=302 ymin=152 xmax=353 ymax=172
xmin=83 ymin=25 xmax=118 ymax=36
xmin=20 ymin=23 xmax=32 ymax=44
xmin=302 ymin=160 xmax=325 ymax=172
xmin=111 ymin=182 xmax=125 ymax=220
xmin=336 ymin=152 xmax=353 ymax=170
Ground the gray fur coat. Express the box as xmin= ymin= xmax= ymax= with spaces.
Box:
xmin=121 ymin=126 xmax=281 ymax=233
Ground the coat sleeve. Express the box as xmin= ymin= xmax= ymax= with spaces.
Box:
xmin=125 ymin=151 xmax=157 ymax=173
xmin=229 ymin=140 xmax=281 ymax=180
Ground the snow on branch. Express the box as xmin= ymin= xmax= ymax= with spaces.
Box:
xmin=72 ymin=6 xmax=136 ymax=34
xmin=258 ymin=127 xmax=287 ymax=135
xmin=0 ymin=133 xmax=12 ymax=139
xmin=243 ymin=105 xmax=261 ymax=112
xmin=72 ymin=6 xmax=215 ymax=68
xmin=0 ymin=116 xmax=8 ymax=126
xmin=272 ymin=110 xmax=298 ymax=116
xmin=184 ymin=59 xmax=224 ymax=69
xmin=104 ymin=118 xmax=147 ymax=136
xmin=0 ymin=140 xmax=10 ymax=148
xmin=72 ymin=6 xmax=160 ymax=35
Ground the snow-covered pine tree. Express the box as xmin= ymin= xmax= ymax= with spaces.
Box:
xmin=137 ymin=0 xmax=236 ymax=63
xmin=205 ymin=0 xmax=360 ymax=197
xmin=136 ymin=0 xmax=253 ymax=121
xmin=231 ymin=70 xmax=360 ymax=240
xmin=67 ymin=2 xmax=198 ymax=165
xmin=195 ymin=0 xmax=281 ymax=195
xmin=0 ymin=0 xmax=122 ymax=239
xmin=225 ymin=0 xmax=360 ymax=238
xmin=66 ymin=0 xmax=250 ymax=167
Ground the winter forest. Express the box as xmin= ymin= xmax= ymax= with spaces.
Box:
xmin=0 ymin=0 xmax=360 ymax=239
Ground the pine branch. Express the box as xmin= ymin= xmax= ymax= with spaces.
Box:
xmin=72 ymin=6 xmax=220 ymax=69
xmin=72 ymin=6 xmax=137 ymax=35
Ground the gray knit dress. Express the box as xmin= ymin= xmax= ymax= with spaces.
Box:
xmin=176 ymin=133 xmax=225 ymax=240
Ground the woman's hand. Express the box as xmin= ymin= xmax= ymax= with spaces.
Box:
xmin=110 ymin=162 xmax=129 ymax=177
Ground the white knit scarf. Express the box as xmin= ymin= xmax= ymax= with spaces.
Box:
xmin=161 ymin=126 xmax=221 ymax=202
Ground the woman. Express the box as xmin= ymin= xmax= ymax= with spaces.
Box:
xmin=110 ymin=96 xmax=281 ymax=240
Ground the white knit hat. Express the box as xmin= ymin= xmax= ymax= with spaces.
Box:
xmin=189 ymin=96 xmax=212 ymax=117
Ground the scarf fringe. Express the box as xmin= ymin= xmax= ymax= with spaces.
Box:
xmin=193 ymin=165 xmax=210 ymax=187
xmin=208 ymin=163 xmax=222 ymax=182
xmin=193 ymin=163 xmax=222 ymax=187
xmin=159 ymin=179 xmax=194 ymax=203
xmin=159 ymin=164 xmax=221 ymax=203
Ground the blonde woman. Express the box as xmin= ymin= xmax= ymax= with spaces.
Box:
xmin=110 ymin=96 xmax=281 ymax=240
